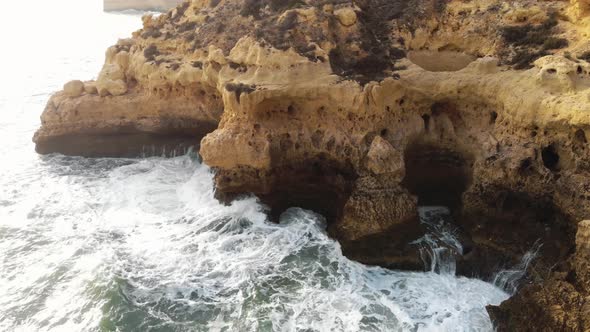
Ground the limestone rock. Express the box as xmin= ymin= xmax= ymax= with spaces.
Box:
xmin=96 ymin=63 xmax=128 ymax=96
xmin=576 ymin=220 xmax=590 ymax=292
xmin=365 ymin=136 xmax=404 ymax=178
xmin=337 ymin=175 xmax=418 ymax=241
xmin=334 ymin=7 xmax=357 ymax=27
xmin=63 ymin=80 xmax=84 ymax=97
xmin=466 ymin=57 xmax=499 ymax=74
xmin=535 ymin=55 xmax=590 ymax=91
xmin=505 ymin=6 xmax=548 ymax=25
xmin=97 ymin=79 xmax=127 ymax=97
xmin=569 ymin=0 xmax=590 ymax=19
xmin=335 ymin=175 xmax=422 ymax=270
xmin=488 ymin=277 xmax=589 ymax=331
xmin=98 ymin=63 xmax=125 ymax=82
xmin=577 ymin=220 xmax=590 ymax=254
xmin=84 ymin=81 xmax=98 ymax=94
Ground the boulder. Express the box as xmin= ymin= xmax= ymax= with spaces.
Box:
xmin=334 ymin=7 xmax=357 ymax=27
xmin=63 ymin=80 xmax=84 ymax=97
xmin=365 ymin=136 xmax=405 ymax=178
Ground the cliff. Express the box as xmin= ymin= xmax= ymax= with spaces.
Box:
xmin=35 ymin=0 xmax=590 ymax=330
xmin=104 ymin=0 xmax=184 ymax=11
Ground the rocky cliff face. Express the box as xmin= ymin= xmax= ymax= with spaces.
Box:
xmin=35 ymin=0 xmax=590 ymax=329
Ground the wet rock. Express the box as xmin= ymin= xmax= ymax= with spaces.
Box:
xmin=486 ymin=219 xmax=590 ymax=331
xmin=488 ymin=277 xmax=589 ymax=331
xmin=336 ymin=175 xmax=418 ymax=242
xmin=335 ymin=175 xmax=423 ymax=270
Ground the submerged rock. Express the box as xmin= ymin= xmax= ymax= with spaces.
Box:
xmin=34 ymin=1 xmax=590 ymax=329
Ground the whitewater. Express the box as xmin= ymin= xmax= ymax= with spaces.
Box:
xmin=0 ymin=1 xmax=520 ymax=331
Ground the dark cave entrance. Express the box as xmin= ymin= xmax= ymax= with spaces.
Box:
xmin=402 ymin=140 xmax=474 ymax=211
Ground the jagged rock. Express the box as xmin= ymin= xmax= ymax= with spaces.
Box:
xmin=336 ymin=175 xmax=418 ymax=241
xmin=334 ymin=175 xmax=423 ymax=269
xmin=97 ymin=63 xmax=128 ymax=96
xmin=486 ymin=219 xmax=590 ymax=331
xmin=364 ymin=136 xmax=404 ymax=177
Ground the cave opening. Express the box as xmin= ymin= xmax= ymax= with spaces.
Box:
xmin=541 ymin=144 xmax=560 ymax=172
xmin=402 ymin=140 xmax=473 ymax=211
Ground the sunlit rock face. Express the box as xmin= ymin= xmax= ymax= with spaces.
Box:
xmin=104 ymin=0 xmax=183 ymax=11
xmin=34 ymin=1 xmax=590 ymax=329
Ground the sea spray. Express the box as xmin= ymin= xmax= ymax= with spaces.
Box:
xmin=492 ymin=241 xmax=542 ymax=294
xmin=413 ymin=206 xmax=464 ymax=275
xmin=413 ymin=206 xmax=541 ymax=293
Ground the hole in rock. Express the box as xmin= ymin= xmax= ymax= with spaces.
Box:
xmin=422 ymin=114 xmax=430 ymax=130
xmin=402 ymin=141 xmax=473 ymax=211
xmin=541 ymin=144 xmax=560 ymax=172
xmin=408 ymin=50 xmax=476 ymax=72
xmin=255 ymin=156 xmax=357 ymax=224
xmin=518 ymin=158 xmax=534 ymax=175
xmin=574 ymin=129 xmax=587 ymax=144
xmin=490 ymin=111 xmax=498 ymax=124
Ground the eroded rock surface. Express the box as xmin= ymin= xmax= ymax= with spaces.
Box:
xmin=35 ymin=0 xmax=590 ymax=329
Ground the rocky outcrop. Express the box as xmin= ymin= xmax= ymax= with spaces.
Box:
xmin=104 ymin=0 xmax=183 ymax=11
xmin=35 ymin=0 xmax=590 ymax=329
xmin=34 ymin=30 xmax=224 ymax=157
xmin=488 ymin=220 xmax=590 ymax=331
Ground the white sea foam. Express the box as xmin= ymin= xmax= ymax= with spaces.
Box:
xmin=492 ymin=241 xmax=542 ymax=295
xmin=0 ymin=154 xmax=511 ymax=331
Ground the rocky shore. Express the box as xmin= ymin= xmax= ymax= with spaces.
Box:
xmin=35 ymin=0 xmax=590 ymax=329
